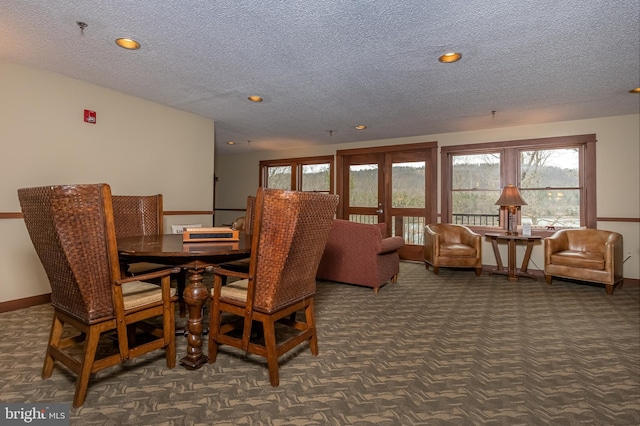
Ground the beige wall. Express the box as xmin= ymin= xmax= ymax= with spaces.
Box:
xmin=0 ymin=59 xmax=215 ymax=303
xmin=215 ymin=114 xmax=640 ymax=280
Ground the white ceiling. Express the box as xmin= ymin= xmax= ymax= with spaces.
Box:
xmin=1 ymin=1 xmax=638 ymax=155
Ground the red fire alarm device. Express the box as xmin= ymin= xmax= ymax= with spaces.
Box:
xmin=84 ymin=109 xmax=96 ymax=124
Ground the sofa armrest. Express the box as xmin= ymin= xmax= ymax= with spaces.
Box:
xmin=604 ymin=232 xmax=623 ymax=275
xmin=379 ymin=236 xmax=405 ymax=254
xmin=424 ymin=225 xmax=439 ymax=261
xmin=544 ymin=230 xmax=569 ymax=263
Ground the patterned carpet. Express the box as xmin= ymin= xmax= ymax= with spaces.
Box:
xmin=1 ymin=262 xmax=638 ymax=425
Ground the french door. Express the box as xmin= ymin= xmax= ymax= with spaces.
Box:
xmin=336 ymin=142 xmax=437 ymax=261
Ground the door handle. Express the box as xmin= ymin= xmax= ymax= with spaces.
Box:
xmin=375 ymin=209 xmax=383 ymax=214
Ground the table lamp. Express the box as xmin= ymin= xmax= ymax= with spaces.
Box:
xmin=495 ymin=184 xmax=527 ymax=235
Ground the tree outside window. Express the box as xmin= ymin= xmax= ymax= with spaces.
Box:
xmin=451 ymin=153 xmax=501 ymax=226
xmin=520 ymin=148 xmax=580 ymax=228
xmin=301 ymin=163 xmax=331 ymax=193
xmin=260 ymin=156 xmax=334 ymax=193
xmin=266 ymin=165 xmax=292 ymax=189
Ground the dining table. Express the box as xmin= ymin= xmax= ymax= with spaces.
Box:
xmin=117 ymin=233 xmax=251 ymax=369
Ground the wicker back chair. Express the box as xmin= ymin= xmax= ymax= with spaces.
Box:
xmin=230 ymin=195 xmax=257 ymax=235
xmin=18 ymin=184 xmax=178 ymax=407
xmin=112 ymin=194 xmax=188 ymax=316
xmin=244 ymin=195 xmax=256 ymax=235
xmin=221 ymin=195 xmax=257 ymax=274
xmin=112 ymin=194 xmax=164 ymax=238
xmin=208 ymin=188 xmax=338 ymax=386
xmin=112 ymin=194 xmax=166 ymax=276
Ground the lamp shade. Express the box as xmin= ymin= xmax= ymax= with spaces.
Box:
xmin=495 ymin=184 xmax=527 ymax=207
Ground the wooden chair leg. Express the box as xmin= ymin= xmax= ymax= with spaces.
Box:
xmin=305 ymin=302 xmax=318 ymax=356
xmin=164 ymin=299 xmax=176 ymax=368
xmin=433 ymin=266 xmax=440 ymax=275
xmin=545 ymin=274 xmax=553 ymax=285
xmin=263 ymin=318 xmax=279 ymax=386
xmin=475 ymin=267 xmax=482 ymax=276
xmin=73 ymin=327 xmax=101 ymax=408
xmin=208 ymin=308 xmax=221 ymax=363
xmin=42 ymin=313 xmax=64 ymax=379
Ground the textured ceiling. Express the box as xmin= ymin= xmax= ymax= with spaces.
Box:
xmin=1 ymin=1 xmax=638 ymax=155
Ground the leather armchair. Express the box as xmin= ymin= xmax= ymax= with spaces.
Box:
xmin=544 ymin=229 xmax=623 ymax=295
xmin=424 ymin=224 xmax=482 ymax=275
xmin=316 ymin=219 xmax=405 ymax=293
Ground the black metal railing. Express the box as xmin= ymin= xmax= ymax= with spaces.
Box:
xmin=348 ymin=213 xmax=500 ymax=245
xmin=452 ymin=213 xmax=500 ymax=226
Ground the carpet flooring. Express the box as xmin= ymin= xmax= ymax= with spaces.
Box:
xmin=1 ymin=262 xmax=638 ymax=425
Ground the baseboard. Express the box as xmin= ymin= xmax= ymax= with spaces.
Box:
xmin=0 ymin=293 xmax=51 ymax=313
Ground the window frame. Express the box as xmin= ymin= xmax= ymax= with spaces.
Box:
xmin=259 ymin=155 xmax=335 ymax=193
xmin=441 ymin=134 xmax=596 ymax=235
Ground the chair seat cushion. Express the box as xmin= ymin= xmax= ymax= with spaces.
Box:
xmin=212 ymin=279 xmax=249 ymax=302
xmin=550 ymin=250 xmax=605 ymax=270
xmin=440 ymin=243 xmax=477 ymax=258
xmin=122 ymin=281 xmax=177 ymax=310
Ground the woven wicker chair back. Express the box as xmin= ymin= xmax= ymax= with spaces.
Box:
xmin=244 ymin=195 xmax=256 ymax=235
xmin=18 ymin=184 xmax=119 ymax=323
xmin=111 ymin=194 xmax=163 ymax=239
xmin=250 ymin=188 xmax=338 ymax=313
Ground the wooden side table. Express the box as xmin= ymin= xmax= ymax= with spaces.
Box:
xmin=485 ymin=232 xmax=542 ymax=282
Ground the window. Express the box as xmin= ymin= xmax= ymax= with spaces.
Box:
xmin=520 ymin=148 xmax=580 ymax=228
xmin=264 ymin=165 xmax=292 ymax=190
xmin=259 ymin=155 xmax=334 ymax=193
xmin=441 ymin=134 xmax=596 ymax=231
xmin=392 ymin=161 xmax=426 ymax=208
xmin=451 ymin=153 xmax=501 ymax=226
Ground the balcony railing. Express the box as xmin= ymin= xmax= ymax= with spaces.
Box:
xmin=452 ymin=213 xmax=500 ymax=226
xmin=349 ymin=213 xmax=500 ymax=246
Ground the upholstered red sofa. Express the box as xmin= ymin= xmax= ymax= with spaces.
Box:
xmin=316 ymin=219 xmax=405 ymax=293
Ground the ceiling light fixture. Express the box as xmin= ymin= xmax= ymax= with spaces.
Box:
xmin=247 ymin=96 xmax=263 ymax=102
xmin=630 ymin=87 xmax=640 ymax=93
xmin=355 ymin=125 xmax=367 ymax=130
xmin=438 ymin=52 xmax=462 ymax=63
xmin=227 ymin=141 xmax=236 ymax=145
xmin=115 ymin=38 xmax=140 ymax=50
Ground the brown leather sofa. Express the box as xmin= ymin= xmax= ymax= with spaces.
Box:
xmin=424 ymin=224 xmax=482 ymax=275
xmin=544 ymin=229 xmax=623 ymax=295
xmin=316 ymin=219 xmax=405 ymax=293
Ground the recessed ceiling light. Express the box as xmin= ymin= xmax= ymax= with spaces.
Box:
xmin=247 ymin=96 xmax=263 ymax=102
xmin=630 ymin=87 xmax=640 ymax=93
xmin=438 ymin=52 xmax=462 ymax=63
xmin=227 ymin=141 xmax=236 ymax=145
xmin=115 ymin=38 xmax=140 ymax=50
xmin=355 ymin=125 xmax=367 ymax=130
